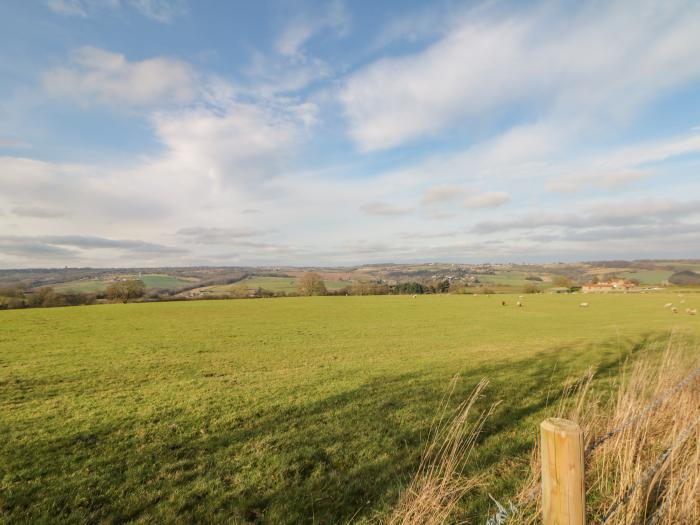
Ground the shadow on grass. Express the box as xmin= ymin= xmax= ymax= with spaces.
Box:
xmin=190 ymin=332 xmax=667 ymax=523
xmin=2 ymin=331 xmax=680 ymax=524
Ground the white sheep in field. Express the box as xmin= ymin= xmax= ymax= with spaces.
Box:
xmin=687 ymin=308 xmax=697 ymax=315
xmin=664 ymin=303 xmax=673 ymax=308
xmin=412 ymin=294 xmax=417 ymax=298
xmin=516 ymin=301 xmax=523 ymax=307
xmin=579 ymin=302 xmax=589 ymax=308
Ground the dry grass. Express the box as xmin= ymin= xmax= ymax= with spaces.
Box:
xmin=385 ymin=379 xmax=497 ymax=525
xmin=391 ymin=337 xmax=700 ymax=524
xmin=514 ymin=336 xmax=700 ymax=524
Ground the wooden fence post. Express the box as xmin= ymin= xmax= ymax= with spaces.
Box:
xmin=540 ymin=418 xmax=585 ymax=525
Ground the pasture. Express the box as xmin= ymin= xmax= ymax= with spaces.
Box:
xmin=51 ymin=274 xmax=195 ymax=293
xmin=2 ymin=293 xmax=699 ymax=523
xmin=205 ymin=275 xmax=354 ymax=294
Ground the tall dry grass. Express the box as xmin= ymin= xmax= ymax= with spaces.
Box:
xmin=514 ymin=337 xmax=700 ymax=524
xmin=385 ymin=378 xmax=496 ymax=525
xmin=390 ymin=337 xmax=700 ymax=524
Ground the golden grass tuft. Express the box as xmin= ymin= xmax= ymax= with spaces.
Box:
xmin=514 ymin=336 xmax=700 ymax=524
xmin=386 ymin=378 xmax=497 ymax=525
xmin=391 ymin=337 xmax=700 ymax=524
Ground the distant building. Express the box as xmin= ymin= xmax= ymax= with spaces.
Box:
xmin=582 ymin=279 xmax=634 ymax=293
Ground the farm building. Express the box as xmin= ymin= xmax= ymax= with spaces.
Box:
xmin=582 ymin=279 xmax=634 ymax=293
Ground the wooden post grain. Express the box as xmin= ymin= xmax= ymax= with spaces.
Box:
xmin=540 ymin=418 xmax=585 ymax=525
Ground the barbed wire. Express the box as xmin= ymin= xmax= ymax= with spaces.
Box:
xmin=484 ymin=485 xmax=538 ymax=524
xmin=645 ymin=463 xmax=695 ymax=525
xmin=484 ymin=495 xmax=518 ymax=525
xmin=585 ymin=363 xmax=700 ymax=455
xmin=484 ymin=362 xmax=700 ymax=524
xmin=597 ymin=413 xmax=700 ymax=524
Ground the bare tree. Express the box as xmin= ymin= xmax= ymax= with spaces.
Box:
xmin=297 ymin=273 xmax=327 ymax=296
xmin=106 ymin=279 xmax=145 ymax=303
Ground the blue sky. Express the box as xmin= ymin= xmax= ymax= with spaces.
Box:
xmin=1 ymin=0 xmax=700 ymax=268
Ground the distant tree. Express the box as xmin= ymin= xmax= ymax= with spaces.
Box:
xmin=27 ymin=287 xmax=62 ymax=308
xmin=229 ymin=283 xmax=250 ymax=298
xmin=669 ymin=271 xmax=700 ymax=286
xmin=434 ymin=279 xmax=450 ymax=293
xmin=297 ymin=273 xmax=327 ymax=296
xmin=524 ymin=275 xmax=543 ymax=282
xmin=552 ymin=275 xmax=573 ymax=288
xmin=391 ymin=282 xmax=426 ymax=295
xmin=106 ymin=280 xmax=145 ymax=303
xmin=0 ymin=283 xmax=26 ymax=297
xmin=522 ymin=283 xmax=539 ymax=294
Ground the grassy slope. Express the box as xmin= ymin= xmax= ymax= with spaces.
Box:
xmin=2 ymin=294 xmax=699 ymax=523
xmin=619 ymin=269 xmax=674 ymax=284
xmin=209 ymin=276 xmax=353 ymax=293
xmin=51 ymin=274 xmax=195 ymax=293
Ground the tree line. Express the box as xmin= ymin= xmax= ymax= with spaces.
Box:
xmin=0 ymin=279 xmax=146 ymax=310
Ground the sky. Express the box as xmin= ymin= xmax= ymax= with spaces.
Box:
xmin=1 ymin=0 xmax=700 ymax=268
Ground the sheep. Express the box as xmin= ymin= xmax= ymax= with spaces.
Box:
xmin=579 ymin=302 xmax=589 ymax=307
xmin=672 ymin=307 xmax=678 ymax=314
xmin=516 ymin=301 xmax=523 ymax=307
xmin=664 ymin=303 xmax=673 ymax=308
xmin=687 ymin=308 xmax=697 ymax=315
xmin=412 ymin=294 xmax=417 ymax=298
xmin=501 ymin=301 xmax=507 ymax=306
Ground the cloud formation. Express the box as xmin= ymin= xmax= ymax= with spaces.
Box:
xmin=341 ymin=2 xmax=700 ymax=151
xmin=360 ymin=202 xmax=414 ymax=216
xmin=463 ymin=192 xmax=510 ymax=209
xmin=44 ymin=47 xmax=197 ymax=107
xmin=47 ymin=0 xmax=185 ymax=22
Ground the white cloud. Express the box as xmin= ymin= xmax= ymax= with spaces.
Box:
xmin=275 ymin=0 xmax=350 ymax=58
xmin=129 ymin=0 xmax=186 ymax=23
xmin=149 ymin=101 xmax=303 ymax=185
xmin=11 ymin=206 xmax=67 ymax=218
xmin=177 ymin=227 xmax=268 ymax=244
xmin=44 ymin=47 xmax=197 ymax=107
xmin=47 ymin=0 xmax=90 ymax=17
xmin=360 ymin=202 xmax=414 ymax=216
xmin=341 ymin=2 xmax=700 ymax=151
xmin=547 ymin=170 xmax=650 ymax=193
xmin=463 ymin=191 xmax=510 ymax=209
xmin=547 ymin=133 xmax=700 ymax=193
xmin=421 ymin=185 xmax=464 ymax=205
xmin=47 ymin=0 xmax=184 ymax=22
xmin=472 ymin=198 xmax=700 ymax=234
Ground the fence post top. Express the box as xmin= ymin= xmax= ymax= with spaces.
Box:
xmin=541 ymin=418 xmax=582 ymax=434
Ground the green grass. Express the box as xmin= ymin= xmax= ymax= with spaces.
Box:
xmin=51 ymin=274 xmax=195 ymax=293
xmin=619 ymin=269 xmax=674 ymax=284
xmin=2 ymin=293 xmax=699 ymax=523
xmin=477 ymin=271 xmax=551 ymax=288
xmin=208 ymin=275 xmax=353 ymax=294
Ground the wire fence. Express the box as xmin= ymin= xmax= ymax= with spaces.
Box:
xmin=484 ymin=362 xmax=700 ymax=524
xmin=597 ymin=413 xmax=700 ymax=523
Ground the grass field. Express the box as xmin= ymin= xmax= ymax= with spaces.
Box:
xmin=2 ymin=293 xmax=699 ymax=523
xmin=207 ymin=275 xmax=353 ymax=294
xmin=618 ymin=269 xmax=674 ymax=284
xmin=51 ymin=274 xmax=195 ymax=293
xmin=476 ymin=271 xmax=551 ymax=288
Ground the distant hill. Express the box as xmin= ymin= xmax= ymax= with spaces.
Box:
xmin=668 ymin=270 xmax=700 ymax=286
